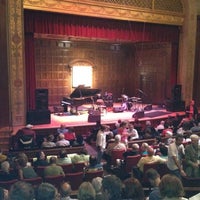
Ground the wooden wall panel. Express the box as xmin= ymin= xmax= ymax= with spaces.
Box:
xmin=193 ymin=16 xmax=200 ymax=107
xmin=0 ymin=0 xmax=10 ymax=129
xmin=34 ymin=39 xmax=173 ymax=108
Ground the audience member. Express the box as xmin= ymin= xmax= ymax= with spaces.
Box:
xmin=0 ymin=148 xmax=7 ymax=163
xmin=158 ymin=143 xmax=168 ymax=159
xmin=57 ymin=149 xmax=72 ymax=165
xmin=73 ymin=134 xmax=84 ymax=146
xmin=133 ymin=118 xmax=143 ymax=136
xmin=140 ymin=142 xmax=149 ymax=156
xmin=145 ymin=168 xmax=161 ymax=200
xmin=16 ymin=124 xmax=36 ymax=149
xmin=142 ymin=120 xmax=157 ymax=139
xmin=85 ymin=155 xmax=103 ymax=173
xmin=105 ymin=134 xmax=127 ymax=158
xmin=0 ymin=160 xmax=18 ymax=181
xmin=36 ymin=182 xmax=58 ymax=200
xmin=77 ymin=182 xmax=96 ymax=200
xmin=127 ymin=123 xmax=139 ymax=140
xmin=118 ymin=121 xmax=129 ymax=146
xmin=14 ymin=152 xmax=38 ymax=180
xmin=86 ymin=121 xmax=102 ymax=144
xmin=57 ymin=124 xmax=68 ymax=134
xmin=102 ymin=175 xmax=123 ymax=200
xmin=8 ymin=181 xmax=35 ymax=200
xmin=137 ymin=147 xmax=166 ymax=173
xmin=122 ymin=177 xmax=145 ymax=200
xmin=44 ymin=156 xmax=65 ymax=177
xmin=190 ymin=121 xmax=200 ymax=133
xmin=184 ymin=134 xmax=200 ymax=177
xmin=71 ymin=150 xmax=89 ymax=164
xmin=63 ymin=127 xmax=77 ymax=145
xmin=41 ymin=134 xmax=56 ymax=148
xmin=91 ymin=177 xmax=103 ymax=200
xmin=159 ymin=174 xmax=188 ymax=200
xmin=56 ymin=133 xmax=70 ymax=147
xmin=96 ymin=125 xmax=108 ymax=164
xmin=155 ymin=120 xmax=165 ymax=134
xmin=123 ymin=143 xmax=140 ymax=159
xmin=185 ymin=99 xmax=198 ymax=120
xmin=171 ymin=113 xmax=183 ymax=133
xmin=59 ymin=182 xmax=77 ymax=200
xmin=161 ymin=123 xmax=173 ymax=138
xmin=33 ymin=151 xmax=49 ymax=168
xmin=167 ymin=134 xmax=186 ymax=179
xmin=0 ymin=186 xmax=8 ymax=200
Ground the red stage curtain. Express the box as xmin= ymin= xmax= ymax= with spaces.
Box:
xmin=24 ymin=10 xmax=179 ymax=110
xmin=24 ymin=10 xmax=179 ymax=42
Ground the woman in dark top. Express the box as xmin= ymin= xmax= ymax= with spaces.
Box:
xmin=33 ymin=151 xmax=49 ymax=168
xmin=0 ymin=160 xmax=18 ymax=181
xmin=14 ymin=152 xmax=38 ymax=179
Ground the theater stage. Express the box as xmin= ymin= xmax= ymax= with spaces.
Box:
xmin=29 ymin=104 xmax=185 ymax=131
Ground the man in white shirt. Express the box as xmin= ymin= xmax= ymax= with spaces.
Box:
xmin=128 ymin=123 xmax=139 ymax=140
xmin=167 ymin=134 xmax=186 ymax=179
xmin=96 ymin=125 xmax=108 ymax=164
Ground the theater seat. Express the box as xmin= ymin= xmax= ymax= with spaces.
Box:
xmin=84 ymin=170 xmax=104 ymax=182
xmin=111 ymin=149 xmax=126 ymax=166
xmin=65 ymin=171 xmax=84 ymax=190
xmin=125 ymin=155 xmax=141 ymax=173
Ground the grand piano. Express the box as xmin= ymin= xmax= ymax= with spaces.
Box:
xmin=61 ymin=85 xmax=101 ymax=114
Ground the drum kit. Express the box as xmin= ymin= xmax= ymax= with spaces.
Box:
xmin=121 ymin=94 xmax=142 ymax=111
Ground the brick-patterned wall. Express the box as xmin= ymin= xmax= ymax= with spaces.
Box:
xmin=35 ymin=39 xmax=173 ymax=107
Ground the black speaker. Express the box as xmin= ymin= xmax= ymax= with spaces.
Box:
xmin=27 ymin=110 xmax=51 ymax=125
xmin=166 ymin=100 xmax=185 ymax=112
xmin=172 ymin=85 xmax=182 ymax=102
xmin=35 ymin=89 xmax=48 ymax=110
xmin=132 ymin=110 xmax=144 ymax=118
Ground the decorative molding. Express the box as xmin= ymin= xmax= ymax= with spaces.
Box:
xmin=8 ymin=0 xmax=26 ymax=126
xmin=23 ymin=0 xmax=184 ymax=26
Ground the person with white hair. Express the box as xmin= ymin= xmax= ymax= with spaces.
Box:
xmin=91 ymin=177 xmax=103 ymax=200
xmin=104 ymin=134 xmax=127 ymax=166
xmin=56 ymin=133 xmax=70 ymax=147
xmin=0 ymin=161 xmax=18 ymax=181
xmin=105 ymin=134 xmax=127 ymax=156
xmin=155 ymin=120 xmax=165 ymax=133
xmin=123 ymin=143 xmax=140 ymax=159
xmin=184 ymin=134 xmax=200 ymax=177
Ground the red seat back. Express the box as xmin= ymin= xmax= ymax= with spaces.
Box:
xmin=125 ymin=155 xmax=141 ymax=173
xmin=111 ymin=149 xmax=126 ymax=166
xmin=44 ymin=174 xmax=65 ymax=189
xmin=65 ymin=171 xmax=84 ymax=190
xmin=84 ymin=170 xmax=104 ymax=182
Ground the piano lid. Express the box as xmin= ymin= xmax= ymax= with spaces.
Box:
xmin=70 ymin=86 xmax=101 ymax=99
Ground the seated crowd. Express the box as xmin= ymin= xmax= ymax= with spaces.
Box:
xmin=2 ymin=109 xmax=200 ymax=199
xmin=0 ymin=168 xmax=194 ymax=200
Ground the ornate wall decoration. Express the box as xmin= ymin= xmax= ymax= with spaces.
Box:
xmin=23 ymin=0 xmax=184 ymax=25
xmin=8 ymin=0 xmax=25 ymax=126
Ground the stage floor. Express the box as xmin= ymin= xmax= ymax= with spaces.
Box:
xmin=30 ymin=104 xmax=185 ymax=130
